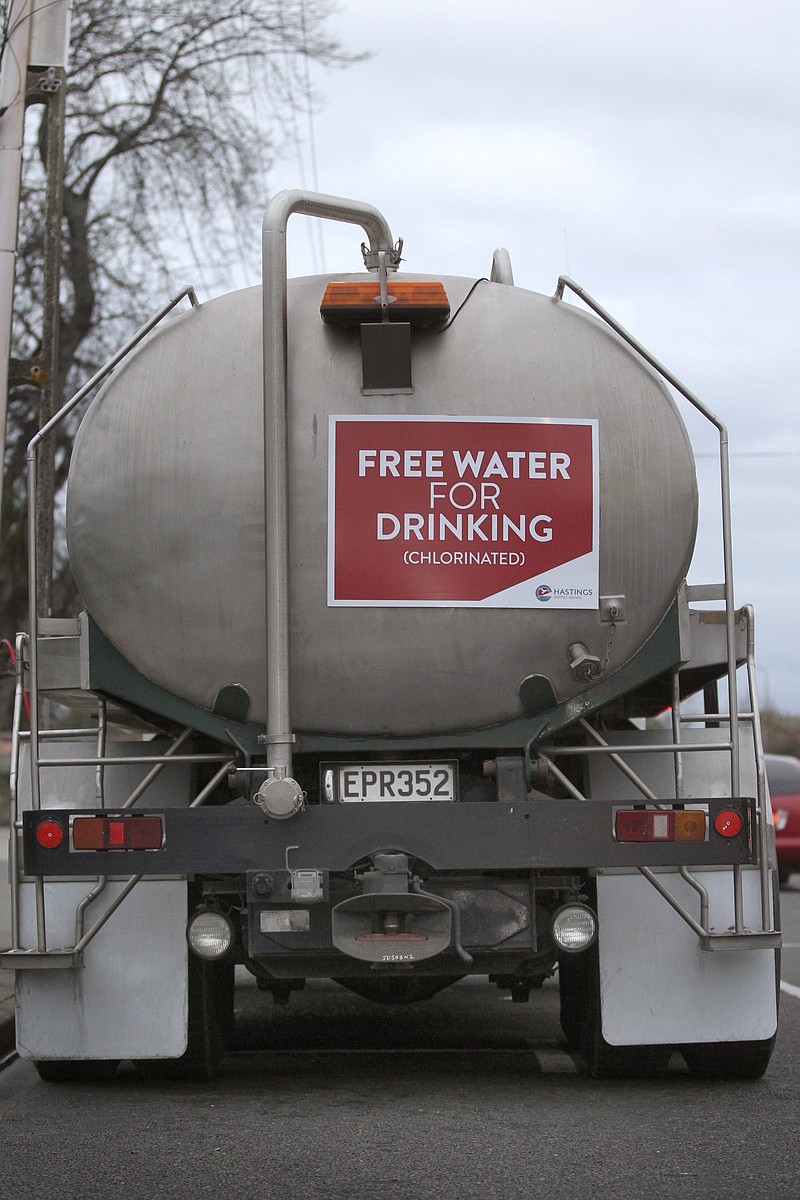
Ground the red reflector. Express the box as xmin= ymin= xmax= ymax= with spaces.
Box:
xmin=715 ymin=809 xmax=743 ymax=838
xmin=35 ymin=819 xmax=64 ymax=849
xmin=320 ymin=280 xmax=450 ymax=327
xmin=72 ymin=815 xmax=163 ymax=851
xmin=615 ymin=808 xmax=707 ymax=843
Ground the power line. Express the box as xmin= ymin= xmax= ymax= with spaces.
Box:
xmin=695 ymin=451 xmax=800 ymax=458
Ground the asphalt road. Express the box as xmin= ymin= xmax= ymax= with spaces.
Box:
xmin=1 ymin=881 xmax=799 ymax=1200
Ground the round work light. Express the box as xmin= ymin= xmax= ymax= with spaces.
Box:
xmin=552 ymin=903 xmax=598 ymax=953
xmin=187 ymin=908 xmax=235 ymax=961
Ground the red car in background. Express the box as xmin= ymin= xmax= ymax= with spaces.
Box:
xmin=766 ymin=754 xmax=800 ymax=887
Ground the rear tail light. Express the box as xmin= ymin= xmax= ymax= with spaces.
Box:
xmin=614 ymin=808 xmax=707 ymax=843
xmin=72 ymin=815 xmax=164 ymax=851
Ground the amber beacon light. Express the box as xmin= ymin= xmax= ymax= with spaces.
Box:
xmin=320 ymin=280 xmax=450 ymax=327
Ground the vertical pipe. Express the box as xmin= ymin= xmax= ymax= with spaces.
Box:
xmin=261 ymin=213 xmax=291 ymax=779
xmin=744 ymin=606 xmax=772 ymax=931
xmin=8 ymin=633 xmax=27 ymax=948
xmin=719 ymin=432 xmax=740 ymax=800
xmin=26 ymin=447 xmax=47 ymax=948
xmin=261 ymin=190 xmax=396 ymax=779
xmin=95 ymin=697 xmax=107 ymax=806
xmin=26 ymin=447 xmax=41 ymax=810
xmin=670 ymin=670 xmax=684 ymax=801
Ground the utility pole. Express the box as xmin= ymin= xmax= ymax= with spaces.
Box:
xmin=0 ymin=0 xmax=71 ymax=616
xmin=0 ymin=0 xmax=34 ymax=513
xmin=27 ymin=56 xmax=67 ymax=617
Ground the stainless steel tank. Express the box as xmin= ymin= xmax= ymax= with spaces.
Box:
xmin=66 ymin=273 xmax=698 ymax=735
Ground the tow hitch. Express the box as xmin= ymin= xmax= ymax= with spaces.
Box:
xmin=331 ymin=853 xmax=455 ymax=963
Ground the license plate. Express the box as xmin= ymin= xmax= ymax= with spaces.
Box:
xmin=322 ymin=762 xmax=457 ymax=803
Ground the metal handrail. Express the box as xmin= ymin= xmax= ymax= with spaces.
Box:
xmin=14 ymin=287 xmax=209 ymax=960
xmin=25 ymin=286 xmax=199 ymax=813
xmin=10 ymin=725 xmax=238 ymax=960
xmin=742 ymin=605 xmax=773 ymax=929
xmin=554 ymin=276 xmax=741 ymax=800
xmin=8 ymin=634 xmax=27 ymax=949
xmin=538 ymin=606 xmax=776 ymax=946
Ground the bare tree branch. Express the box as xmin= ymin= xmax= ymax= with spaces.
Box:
xmin=1 ymin=0 xmax=361 ymax=720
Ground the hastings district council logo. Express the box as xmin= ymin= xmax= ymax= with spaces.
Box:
xmin=535 ymin=584 xmax=553 ymax=602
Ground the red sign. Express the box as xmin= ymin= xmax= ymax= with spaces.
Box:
xmin=328 ymin=416 xmax=598 ymax=607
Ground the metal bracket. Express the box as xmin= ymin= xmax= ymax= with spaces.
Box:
xmin=26 ymin=65 xmax=64 ymax=100
xmin=599 ymin=595 xmax=626 ymax=623
xmin=1 ymin=948 xmax=81 ymax=970
xmin=701 ymin=931 xmax=781 ymax=952
xmin=361 ymin=237 xmax=404 ymax=272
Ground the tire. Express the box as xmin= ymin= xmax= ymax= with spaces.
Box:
xmin=216 ymin=959 xmax=236 ymax=1049
xmin=35 ymin=1059 xmax=119 ymax=1083
xmin=579 ymin=944 xmax=670 ymax=1079
xmin=558 ymin=954 xmax=587 ymax=1051
xmin=682 ymin=1036 xmax=776 ymax=1080
xmin=136 ymin=956 xmax=225 ymax=1082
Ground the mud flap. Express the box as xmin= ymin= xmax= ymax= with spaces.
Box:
xmin=595 ymin=868 xmax=778 ymax=1047
xmin=16 ymin=878 xmax=188 ymax=1061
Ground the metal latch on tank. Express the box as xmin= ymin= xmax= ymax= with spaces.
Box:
xmin=568 ymin=642 xmax=602 ymax=681
xmin=253 ymin=772 xmax=306 ymax=819
xmin=247 ymin=859 xmax=327 ymax=905
xmin=568 ymin=595 xmax=626 ymax=681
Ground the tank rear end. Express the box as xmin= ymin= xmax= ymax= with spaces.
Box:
xmin=66 ymin=272 xmax=697 ymax=736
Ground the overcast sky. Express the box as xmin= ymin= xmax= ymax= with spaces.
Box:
xmin=231 ymin=1 xmax=800 ymax=714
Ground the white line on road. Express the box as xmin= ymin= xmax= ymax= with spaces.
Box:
xmin=780 ymin=980 xmax=800 ymax=1000
xmin=535 ymin=1047 xmax=579 ymax=1074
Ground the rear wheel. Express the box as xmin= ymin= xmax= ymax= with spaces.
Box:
xmin=578 ymin=945 xmax=670 ymax=1079
xmin=557 ymin=954 xmax=586 ymax=1051
xmin=136 ymin=956 xmax=225 ymax=1081
xmin=682 ymin=1037 xmax=775 ymax=1080
xmin=216 ymin=959 xmax=236 ymax=1048
xmin=35 ymin=1059 xmax=119 ymax=1083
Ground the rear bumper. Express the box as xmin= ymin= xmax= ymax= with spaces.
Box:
xmin=22 ymin=797 xmax=759 ymax=877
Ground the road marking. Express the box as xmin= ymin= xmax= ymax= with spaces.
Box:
xmin=534 ymin=1046 xmax=579 ymax=1074
xmin=780 ymin=980 xmax=800 ymax=1000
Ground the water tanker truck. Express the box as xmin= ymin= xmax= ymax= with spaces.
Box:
xmin=2 ymin=191 xmax=780 ymax=1080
